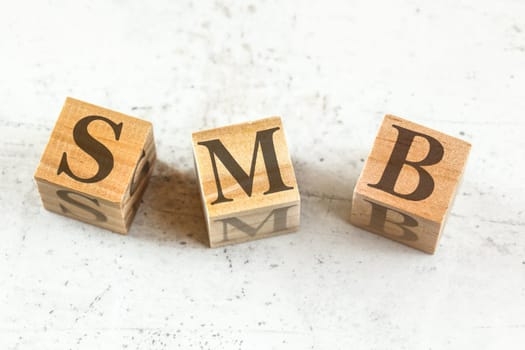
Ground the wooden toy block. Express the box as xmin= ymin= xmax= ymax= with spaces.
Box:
xmin=350 ymin=115 xmax=471 ymax=254
xmin=192 ymin=117 xmax=300 ymax=247
xmin=34 ymin=97 xmax=156 ymax=234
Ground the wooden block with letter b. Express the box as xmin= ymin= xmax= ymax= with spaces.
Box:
xmin=350 ymin=115 xmax=471 ymax=254
xmin=34 ymin=97 xmax=156 ymax=234
xmin=192 ymin=117 xmax=300 ymax=247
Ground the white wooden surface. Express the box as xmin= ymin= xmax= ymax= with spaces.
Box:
xmin=1 ymin=1 xmax=524 ymax=349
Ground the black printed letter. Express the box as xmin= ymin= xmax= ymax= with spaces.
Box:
xmin=198 ymin=127 xmax=293 ymax=205
xmin=57 ymin=190 xmax=107 ymax=223
xmin=368 ymin=125 xmax=444 ymax=201
xmin=57 ymin=115 xmax=123 ymax=183
xmin=129 ymin=149 xmax=150 ymax=196
xmin=364 ymin=199 xmax=418 ymax=241
xmin=216 ymin=205 xmax=296 ymax=242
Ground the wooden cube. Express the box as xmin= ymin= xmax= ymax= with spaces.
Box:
xmin=350 ymin=115 xmax=471 ymax=254
xmin=192 ymin=117 xmax=300 ymax=247
xmin=34 ymin=97 xmax=156 ymax=234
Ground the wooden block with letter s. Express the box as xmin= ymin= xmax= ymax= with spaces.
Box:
xmin=192 ymin=117 xmax=300 ymax=247
xmin=350 ymin=114 xmax=471 ymax=254
xmin=34 ymin=97 xmax=156 ymax=234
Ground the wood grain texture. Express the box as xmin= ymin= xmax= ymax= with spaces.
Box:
xmin=3 ymin=1 xmax=525 ymax=348
xmin=34 ymin=97 xmax=156 ymax=233
xmin=350 ymin=115 xmax=471 ymax=253
xmin=192 ymin=117 xmax=300 ymax=246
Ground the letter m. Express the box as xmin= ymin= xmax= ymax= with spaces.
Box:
xmin=215 ymin=205 xmax=296 ymax=242
xmin=198 ymin=127 xmax=294 ymax=205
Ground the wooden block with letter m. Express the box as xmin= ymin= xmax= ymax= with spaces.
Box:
xmin=192 ymin=117 xmax=300 ymax=247
xmin=350 ymin=115 xmax=471 ymax=254
xmin=34 ymin=97 xmax=156 ymax=234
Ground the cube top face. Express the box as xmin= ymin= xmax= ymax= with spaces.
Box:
xmin=355 ymin=115 xmax=471 ymax=223
xmin=192 ymin=117 xmax=300 ymax=219
xmin=34 ymin=97 xmax=153 ymax=205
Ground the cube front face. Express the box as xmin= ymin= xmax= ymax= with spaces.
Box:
xmin=351 ymin=115 xmax=471 ymax=254
xmin=350 ymin=193 xmax=442 ymax=253
xmin=34 ymin=97 xmax=156 ymax=233
xmin=208 ymin=203 xmax=301 ymax=246
xmin=192 ymin=117 xmax=300 ymax=247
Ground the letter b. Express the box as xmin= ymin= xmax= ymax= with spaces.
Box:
xmin=350 ymin=115 xmax=471 ymax=254
xmin=368 ymin=124 xmax=444 ymax=201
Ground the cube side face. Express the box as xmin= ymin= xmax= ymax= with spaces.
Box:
xmin=350 ymin=192 xmax=441 ymax=254
xmin=34 ymin=97 xmax=153 ymax=204
xmin=123 ymin=128 xmax=157 ymax=209
xmin=356 ymin=115 xmax=471 ymax=223
xmin=208 ymin=201 xmax=300 ymax=247
xmin=192 ymin=117 xmax=301 ymax=246
xmin=122 ymin=125 xmax=156 ymax=205
xmin=122 ymin=135 xmax=156 ymax=230
xmin=34 ymin=97 xmax=156 ymax=233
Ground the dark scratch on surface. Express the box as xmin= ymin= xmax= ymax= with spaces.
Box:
xmin=131 ymin=106 xmax=153 ymax=111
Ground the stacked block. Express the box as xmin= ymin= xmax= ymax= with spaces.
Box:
xmin=192 ymin=117 xmax=300 ymax=247
xmin=34 ymin=97 xmax=156 ymax=233
xmin=350 ymin=115 xmax=471 ymax=253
